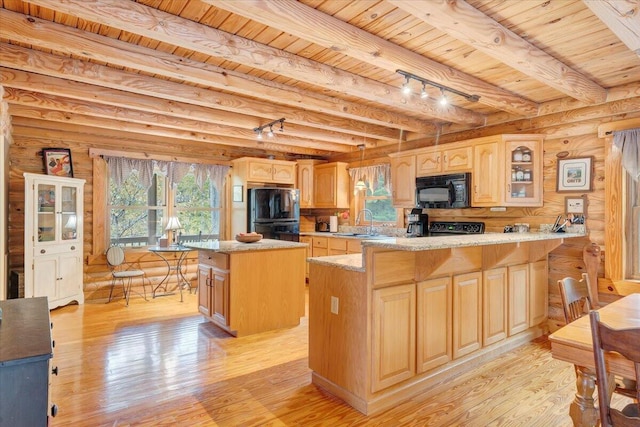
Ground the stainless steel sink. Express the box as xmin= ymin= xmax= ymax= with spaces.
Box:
xmin=334 ymin=233 xmax=392 ymax=239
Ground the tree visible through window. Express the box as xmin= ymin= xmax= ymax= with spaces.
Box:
xmin=364 ymin=172 xmax=397 ymax=223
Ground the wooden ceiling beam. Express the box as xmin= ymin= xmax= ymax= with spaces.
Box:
xmin=0 ymin=44 xmax=379 ymax=148
xmin=1 ymin=81 xmax=365 ymax=148
xmin=7 ymin=104 xmax=339 ymax=156
xmin=0 ymin=9 xmax=427 ymax=138
xmin=211 ymin=0 xmax=539 ymax=117
xmin=3 ymin=87 xmax=356 ymax=152
xmin=583 ymin=0 xmax=640 ymax=57
xmin=389 ymin=0 xmax=608 ymax=104
xmin=25 ymin=0 xmax=485 ymax=126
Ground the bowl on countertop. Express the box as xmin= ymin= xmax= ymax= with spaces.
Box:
xmin=235 ymin=233 xmax=263 ymax=243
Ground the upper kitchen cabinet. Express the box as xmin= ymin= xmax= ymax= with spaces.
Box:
xmin=504 ymin=135 xmax=544 ymax=206
xmin=232 ymin=157 xmax=296 ymax=185
xmin=297 ymin=159 xmax=326 ymax=208
xmin=416 ymin=145 xmax=472 ymax=177
xmin=24 ymin=173 xmax=85 ymax=309
xmin=313 ymin=162 xmax=350 ymax=209
xmin=390 ymin=153 xmax=416 ymax=207
xmin=472 ymin=137 xmax=504 ymax=207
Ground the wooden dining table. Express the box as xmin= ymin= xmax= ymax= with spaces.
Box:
xmin=549 ymin=293 xmax=640 ymax=427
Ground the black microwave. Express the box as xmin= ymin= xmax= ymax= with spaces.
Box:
xmin=416 ymin=173 xmax=472 ymax=209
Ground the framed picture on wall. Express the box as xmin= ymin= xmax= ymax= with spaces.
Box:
xmin=556 ymin=156 xmax=593 ymax=192
xmin=43 ymin=148 xmax=74 ymax=178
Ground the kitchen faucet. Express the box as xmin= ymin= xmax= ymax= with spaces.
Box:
xmin=356 ymin=209 xmax=374 ymax=235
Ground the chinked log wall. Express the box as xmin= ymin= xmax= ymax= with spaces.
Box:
xmin=7 ymin=88 xmax=640 ymax=321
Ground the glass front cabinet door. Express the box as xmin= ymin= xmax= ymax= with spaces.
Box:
xmin=25 ymin=173 xmax=85 ymax=309
xmin=505 ymin=136 xmax=544 ymax=206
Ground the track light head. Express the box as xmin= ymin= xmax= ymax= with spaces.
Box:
xmin=439 ymin=89 xmax=448 ymax=106
xmin=402 ymin=76 xmax=411 ymax=95
xmin=420 ymin=83 xmax=428 ymax=99
xmin=267 ymin=125 xmax=274 ymax=138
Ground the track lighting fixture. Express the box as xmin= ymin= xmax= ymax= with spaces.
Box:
xmin=396 ymin=70 xmax=480 ymax=104
xmin=253 ymin=118 xmax=285 ymax=140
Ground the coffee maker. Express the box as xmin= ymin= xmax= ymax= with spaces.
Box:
xmin=406 ymin=208 xmax=429 ymax=237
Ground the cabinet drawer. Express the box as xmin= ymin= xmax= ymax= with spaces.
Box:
xmin=347 ymin=239 xmax=362 ymax=253
xmin=198 ymin=252 xmax=229 ymax=269
xmin=313 ymin=237 xmax=328 ymax=249
xmin=34 ymin=243 xmax=80 ymax=256
xmin=328 ymin=238 xmax=347 ymax=251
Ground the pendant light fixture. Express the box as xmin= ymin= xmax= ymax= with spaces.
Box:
xmin=354 ymin=144 xmax=367 ymax=194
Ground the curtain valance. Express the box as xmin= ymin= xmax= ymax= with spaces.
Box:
xmin=348 ymin=163 xmax=391 ymax=193
xmin=613 ymin=128 xmax=640 ymax=182
xmin=104 ymin=156 xmax=230 ymax=190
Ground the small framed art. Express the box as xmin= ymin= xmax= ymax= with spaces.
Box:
xmin=43 ymin=148 xmax=74 ymax=178
xmin=556 ymin=156 xmax=593 ymax=193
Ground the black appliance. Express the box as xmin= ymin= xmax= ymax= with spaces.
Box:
xmin=406 ymin=208 xmax=429 ymax=237
xmin=248 ymin=188 xmax=300 ymax=241
xmin=428 ymin=221 xmax=485 ymax=236
xmin=416 ymin=173 xmax=472 ymax=209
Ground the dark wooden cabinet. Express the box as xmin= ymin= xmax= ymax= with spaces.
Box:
xmin=0 ymin=297 xmax=54 ymax=427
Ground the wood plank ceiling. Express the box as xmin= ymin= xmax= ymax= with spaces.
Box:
xmin=1 ymin=0 xmax=639 ymax=161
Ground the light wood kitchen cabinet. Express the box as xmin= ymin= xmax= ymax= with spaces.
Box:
xmin=505 ymin=136 xmax=544 ymax=206
xmin=507 ymin=264 xmax=529 ymax=336
xmin=197 ymin=252 xmax=230 ymax=327
xmin=416 ymin=276 xmax=452 ymax=373
xmin=313 ymin=162 xmax=349 ymax=209
xmin=452 ymin=271 xmax=482 ymax=359
xmin=297 ymin=159 xmax=325 ymax=208
xmin=299 ymin=236 xmax=312 ymax=278
xmin=482 ymin=268 xmax=508 ymax=346
xmin=416 ymin=145 xmax=472 ymax=176
xmin=371 ymin=283 xmax=416 ymax=392
xmin=472 ymin=137 xmax=504 ymax=207
xmin=241 ymin=157 xmax=296 ymax=184
xmin=328 ymin=237 xmax=347 ymax=255
xmin=311 ymin=236 xmax=328 ymax=257
xmin=24 ymin=173 xmax=84 ymax=310
xmin=528 ymin=260 xmax=548 ymax=327
xmin=390 ymin=154 xmax=416 ymax=207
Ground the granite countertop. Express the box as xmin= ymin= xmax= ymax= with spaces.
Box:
xmin=359 ymin=231 xmax=587 ymax=251
xmin=307 ymin=231 xmax=587 ymax=272
xmin=184 ymin=239 xmax=308 ymax=253
xmin=300 ymin=231 xmax=397 ymax=240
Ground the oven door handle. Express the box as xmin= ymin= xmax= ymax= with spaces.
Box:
xmin=448 ymin=181 xmax=456 ymax=205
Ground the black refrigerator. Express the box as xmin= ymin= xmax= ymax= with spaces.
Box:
xmin=248 ymin=188 xmax=300 ymax=241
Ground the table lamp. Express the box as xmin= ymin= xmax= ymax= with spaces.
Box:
xmin=165 ymin=216 xmax=182 ymax=246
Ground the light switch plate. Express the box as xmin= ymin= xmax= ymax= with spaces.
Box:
xmin=330 ymin=296 xmax=339 ymax=314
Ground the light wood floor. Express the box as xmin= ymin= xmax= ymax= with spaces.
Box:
xmin=49 ymin=290 xmax=580 ymax=427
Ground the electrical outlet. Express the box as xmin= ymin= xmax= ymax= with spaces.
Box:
xmin=330 ymin=296 xmax=339 ymax=314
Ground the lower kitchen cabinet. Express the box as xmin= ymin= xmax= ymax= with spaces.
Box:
xmin=452 ymin=271 xmax=482 ymax=359
xmin=483 ymin=267 xmax=508 ymax=346
xmin=197 ymin=252 xmax=230 ymax=328
xmin=0 ymin=297 xmax=55 ymax=427
xmin=528 ymin=260 xmax=548 ymax=327
xmin=371 ymin=283 xmax=416 ymax=392
xmin=417 ymin=276 xmax=452 ymax=373
xmin=311 ymin=236 xmax=328 ymax=257
xmin=508 ymin=264 xmax=530 ymax=336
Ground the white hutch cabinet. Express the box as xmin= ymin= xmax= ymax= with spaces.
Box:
xmin=24 ymin=173 xmax=85 ymax=309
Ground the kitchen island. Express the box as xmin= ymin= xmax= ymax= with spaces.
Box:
xmin=307 ymin=231 xmax=585 ymax=415
xmin=185 ymin=239 xmax=307 ymax=337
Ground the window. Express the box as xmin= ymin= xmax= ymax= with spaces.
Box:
xmin=106 ymin=157 xmax=227 ymax=247
xmin=624 ymin=173 xmax=640 ymax=278
xmin=364 ymin=173 xmax=397 ymax=223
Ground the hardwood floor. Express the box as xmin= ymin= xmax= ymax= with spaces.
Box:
xmin=49 ymin=290 xmax=581 ymax=427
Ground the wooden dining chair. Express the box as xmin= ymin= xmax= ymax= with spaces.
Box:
xmin=589 ymin=310 xmax=640 ymax=427
xmin=558 ymin=273 xmax=593 ymax=324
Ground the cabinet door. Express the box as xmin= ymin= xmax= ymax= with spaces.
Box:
xmin=299 ymin=236 xmax=312 ymax=278
xmin=483 ymin=268 xmax=508 ymax=346
xmin=390 ymin=155 xmax=416 ymax=207
xmin=314 ymin=165 xmax=338 ymax=208
xmin=247 ymin=161 xmax=275 ymax=182
xmin=416 ymin=150 xmax=441 ymax=176
xmin=33 ymin=255 xmax=58 ymax=300
xmin=212 ymin=269 xmax=230 ymax=326
xmin=272 ymin=163 xmax=296 ymax=184
xmin=328 ymin=238 xmax=347 ymax=255
xmin=508 ymin=264 xmax=529 ymax=336
xmin=417 ymin=277 xmax=452 ymax=373
xmin=197 ymin=265 xmax=212 ymax=317
xmin=443 ymin=146 xmax=472 ymax=172
xmin=372 ymin=283 xmax=416 ymax=392
xmin=505 ymin=137 xmax=544 ymax=206
xmin=529 ymin=260 xmax=548 ymax=327
xmin=472 ymin=140 xmax=503 ymax=206
xmin=298 ymin=163 xmax=314 ymax=208
xmin=453 ymin=271 xmax=482 ymax=359
xmin=57 ymin=252 xmax=83 ymax=300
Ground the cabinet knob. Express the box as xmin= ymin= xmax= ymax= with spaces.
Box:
xmin=51 ymin=404 xmax=58 ymax=417
xmin=40 ymin=249 xmax=46 ymax=254
xmin=52 ymin=340 xmax=55 ymax=348
xmin=71 ymin=246 xmax=76 ymax=250
xmin=52 ymin=366 xmax=59 ymax=376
